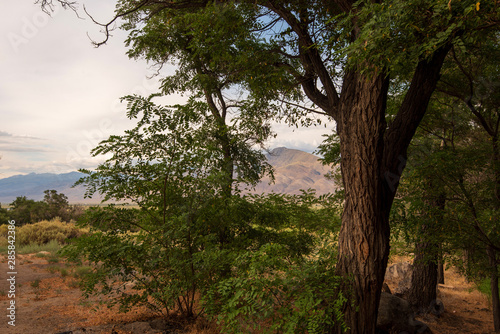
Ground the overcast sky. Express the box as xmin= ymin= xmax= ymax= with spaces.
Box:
xmin=0 ymin=1 xmax=334 ymax=179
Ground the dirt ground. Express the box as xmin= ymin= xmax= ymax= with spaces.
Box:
xmin=385 ymin=256 xmax=495 ymax=334
xmin=0 ymin=253 xmax=496 ymax=334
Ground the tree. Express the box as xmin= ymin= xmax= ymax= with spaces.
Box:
xmin=43 ymin=189 xmax=71 ymax=221
xmin=65 ymin=92 xmax=343 ymax=327
xmin=391 ymin=98 xmax=462 ymax=312
xmin=434 ymin=35 xmax=500 ymax=331
xmin=9 ymin=196 xmax=48 ymax=225
xmin=393 ymin=33 xmax=500 ymax=325
xmin=0 ymin=204 xmax=10 ymax=223
xmin=68 ymin=92 xmax=269 ymax=317
xmin=43 ymin=0 xmax=500 ymax=331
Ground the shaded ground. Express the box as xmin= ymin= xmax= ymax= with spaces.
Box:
xmin=385 ymin=256 xmax=495 ymax=334
xmin=0 ymin=253 xmax=496 ymax=333
xmin=420 ymin=270 xmax=494 ymax=334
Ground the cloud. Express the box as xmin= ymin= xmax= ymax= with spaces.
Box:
xmin=0 ymin=147 xmax=52 ymax=153
xmin=0 ymin=130 xmax=52 ymax=173
xmin=0 ymin=131 xmax=43 ymax=141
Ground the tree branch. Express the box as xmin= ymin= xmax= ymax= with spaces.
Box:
xmin=264 ymin=0 xmax=340 ymax=116
xmin=84 ymin=0 xmax=151 ymax=47
xmin=383 ymin=44 xmax=452 ymax=192
xmin=276 ymin=98 xmax=329 ymax=116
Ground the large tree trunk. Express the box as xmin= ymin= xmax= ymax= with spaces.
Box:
xmin=487 ymin=246 xmax=500 ymax=332
xmin=335 ymin=70 xmax=391 ymax=333
xmin=333 ymin=46 xmax=450 ymax=333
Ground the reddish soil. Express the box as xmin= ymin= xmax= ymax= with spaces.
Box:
xmin=0 ymin=253 xmax=496 ymax=333
xmin=0 ymin=253 xmax=204 ymax=334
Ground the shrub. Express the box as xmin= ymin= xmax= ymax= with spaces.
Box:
xmin=16 ymin=218 xmax=87 ymax=246
xmin=62 ymin=191 xmax=345 ymax=327
xmin=204 ymin=241 xmax=347 ymax=333
xmin=0 ymin=224 xmax=8 ymax=246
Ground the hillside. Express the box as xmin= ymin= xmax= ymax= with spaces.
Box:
xmin=250 ymin=147 xmax=338 ymax=195
xmin=0 ymin=148 xmax=338 ymax=204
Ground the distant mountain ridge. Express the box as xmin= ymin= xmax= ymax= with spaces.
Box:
xmin=0 ymin=148 xmax=338 ymax=204
xmin=0 ymin=172 xmax=87 ymax=205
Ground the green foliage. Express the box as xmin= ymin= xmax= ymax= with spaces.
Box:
xmin=0 ymin=204 xmax=9 ymax=223
xmin=8 ymin=196 xmax=49 ymax=225
xmin=475 ymin=277 xmax=500 ymax=300
xmin=63 ymin=84 xmax=345 ymax=324
xmin=63 ymin=191 xmax=342 ymax=320
xmin=62 ymin=1 xmax=350 ymax=327
xmin=43 ymin=189 xmax=74 ymax=222
xmin=204 ymin=240 xmax=346 ymax=334
xmin=317 ymin=132 xmax=341 ymax=167
xmin=78 ymin=94 xmax=273 ymax=203
xmin=343 ymin=0 xmax=499 ymax=74
xmin=392 ymin=31 xmax=500 ymax=289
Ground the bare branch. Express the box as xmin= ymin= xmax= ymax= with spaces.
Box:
xmin=276 ymin=98 xmax=328 ymax=116
xmin=36 ymin=0 xmax=78 ymax=15
xmin=84 ymin=1 xmax=151 ymax=47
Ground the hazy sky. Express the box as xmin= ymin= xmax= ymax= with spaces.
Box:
xmin=1 ymin=1 xmax=334 ymax=179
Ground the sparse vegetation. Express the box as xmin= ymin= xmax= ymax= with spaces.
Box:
xmin=31 ymin=279 xmax=40 ymax=289
xmin=17 ymin=240 xmax=62 ymax=255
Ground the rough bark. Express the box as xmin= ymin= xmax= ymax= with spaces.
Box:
xmin=407 ymin=228 xmax=438 ymax=312
xmin=332 ymin=47 xmax=450 ymax=333
xmin=437 ymin=255 xmax=445 ymax=285
xmin=334 ymin=70 xmax=391 ymax=333
xmin=408 ymin=189 xmax=445 ymax=312
xmin=488 ymin=246 xmax=500 ymax=332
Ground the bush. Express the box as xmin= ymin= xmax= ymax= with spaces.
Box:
xmin=0 ymin=224 xmax=8 ymax=244
xmin=16 ymin=218 xmax=87 ymax=246
xmin=61 ymin=191 xmax=345 ymax=328
xmin=204 ymin=240 xmax=346 ymax=333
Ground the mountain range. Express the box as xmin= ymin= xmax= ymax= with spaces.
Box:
xmin=0 ymin=148 xmax=339 ymax=205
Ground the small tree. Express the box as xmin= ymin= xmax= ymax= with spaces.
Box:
xmin=43 ymin=189 xmax=71 ymax=221
xmin=63 ymin=92 xmax=345 ymax=324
